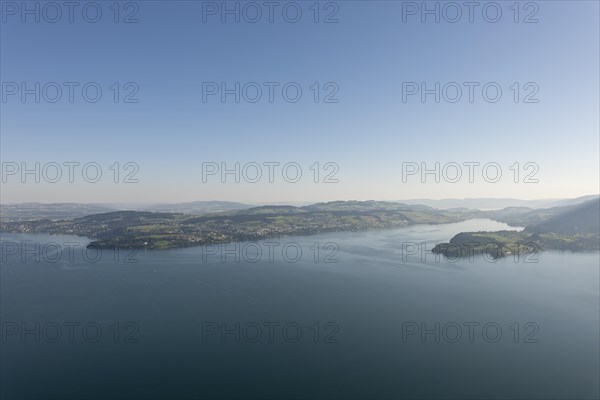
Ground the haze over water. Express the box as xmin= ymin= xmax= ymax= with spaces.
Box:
xmin=1 ymin=219 xmax=598 ymax=399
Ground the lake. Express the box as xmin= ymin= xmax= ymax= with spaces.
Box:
xmin=1 ymin=219 xmax=598 ymax=399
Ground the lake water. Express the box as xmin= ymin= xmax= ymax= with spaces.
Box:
xmin=1 ymin=219 xmax=598 ymax=399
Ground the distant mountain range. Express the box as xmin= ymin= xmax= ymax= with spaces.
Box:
xmin=0 ymin=201 xmax=251 ymax=222
xmin=2 ymin=196 xmax=597 ymax=222
xmin=399 ymin=195 xmax=598 ymax=210
xmin=140 ymin=201 xmax=251 ymax=214
xmin=525 ymin=198 xmax=600 ymax=235
xmin=0 ymin=203 xmax=115 ymax=222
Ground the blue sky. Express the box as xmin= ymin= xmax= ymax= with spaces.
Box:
xmin=1 ymin=1 xmax=598 ymax=203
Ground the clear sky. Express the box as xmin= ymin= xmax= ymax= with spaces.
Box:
xmin=1 ymin=0 xmax=598 ymax=204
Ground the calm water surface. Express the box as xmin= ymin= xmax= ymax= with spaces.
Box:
xmin=1 ymin=219 xmax=598 ymax=399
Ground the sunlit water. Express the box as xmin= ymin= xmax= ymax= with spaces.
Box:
xmin=1 ymin=219 xmax=598 ymax=399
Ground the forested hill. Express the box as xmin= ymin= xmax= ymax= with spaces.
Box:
xmin=525 ymin=198 xmax=600 ymax=235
